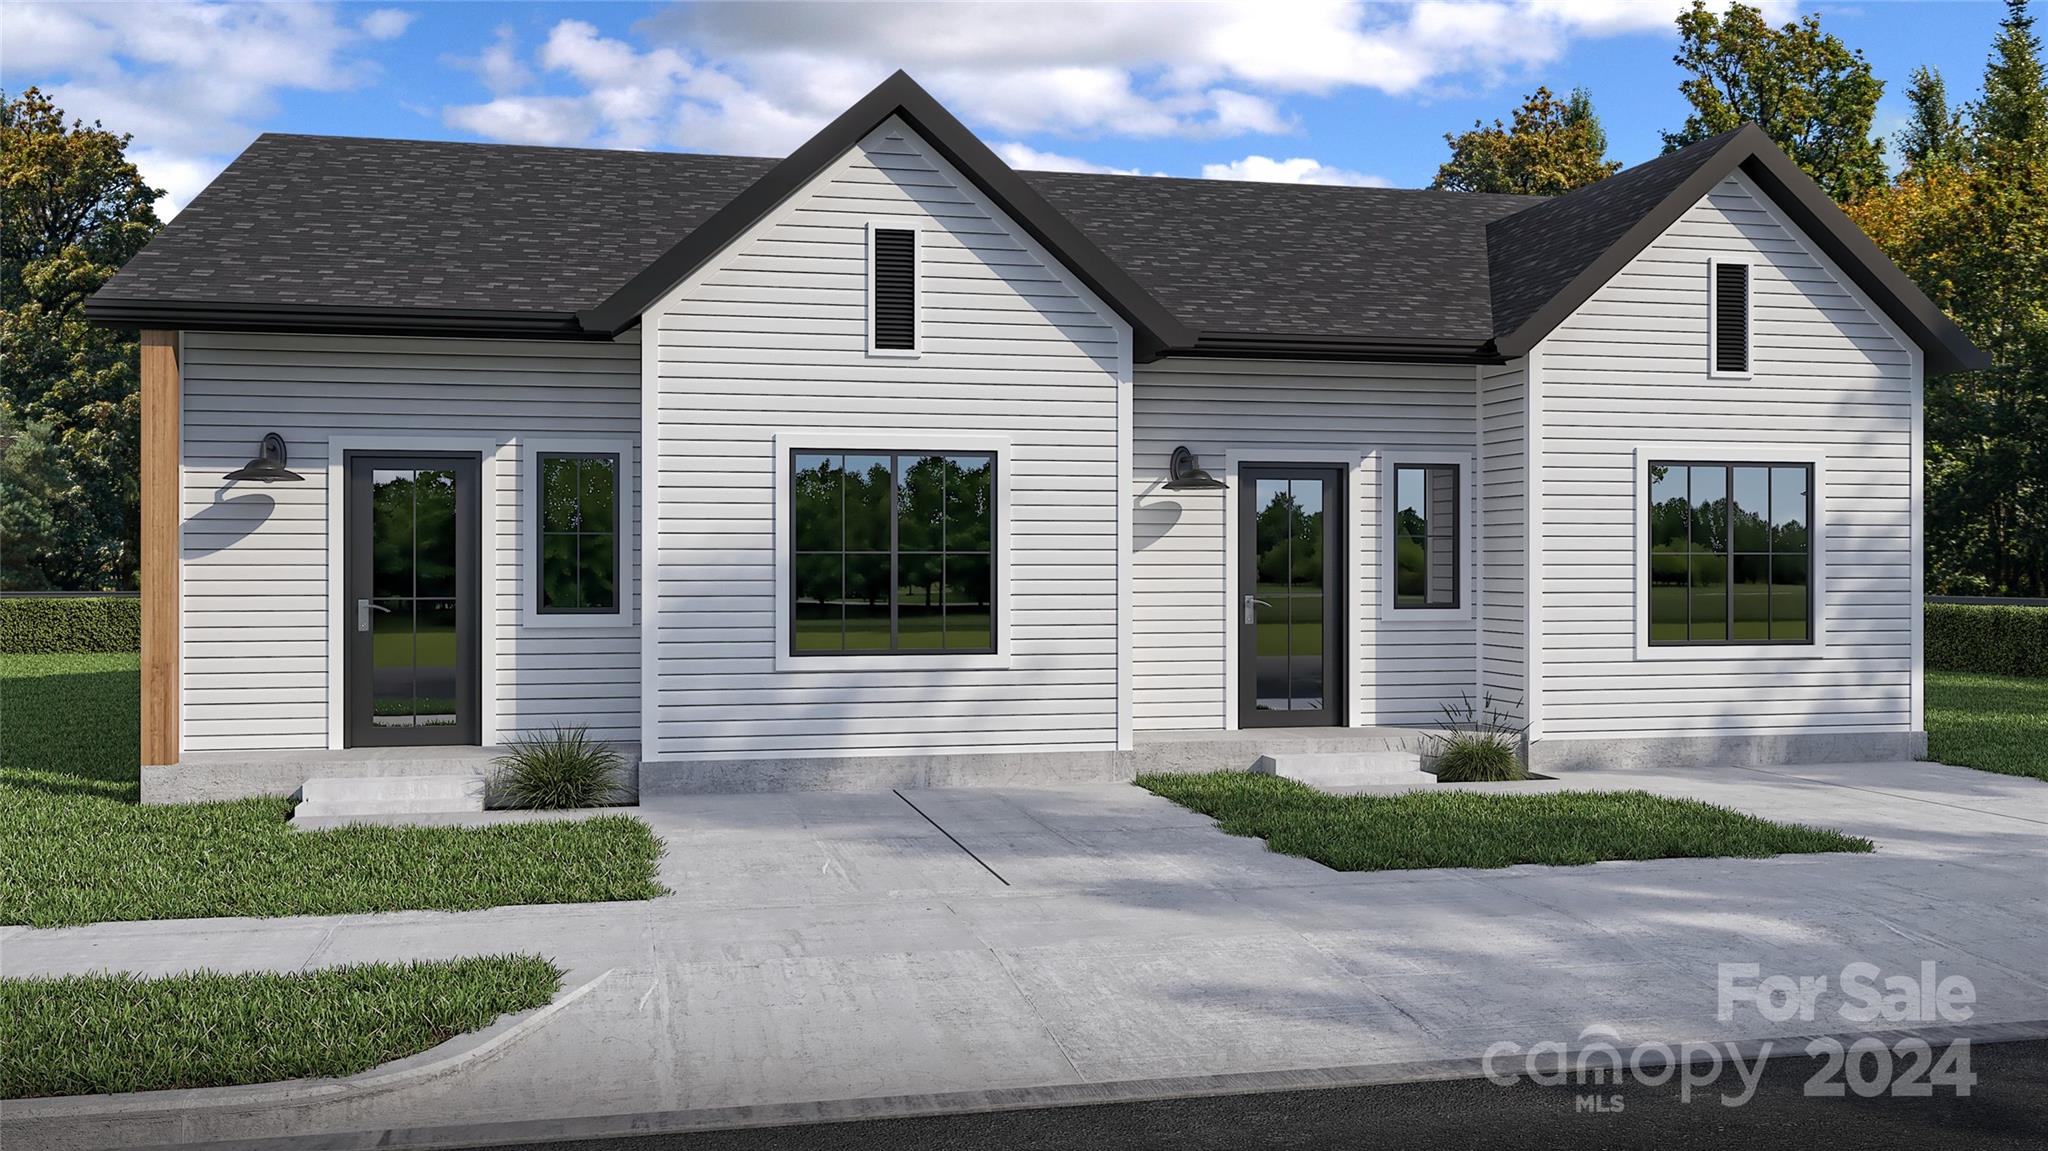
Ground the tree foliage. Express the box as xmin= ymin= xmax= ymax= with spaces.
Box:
xmin=1432 ymin=86 xmax=1621 ymax=195
xmin=1664 ymin=0 xmax=1887 ymax=204
xmin=1 ymin=87 xmax=161 ymax=591
xmin=1850 ymin=0 xmax=2048 ymax=595
xmin=1899 ymin=67 xmax=1970 ymax=170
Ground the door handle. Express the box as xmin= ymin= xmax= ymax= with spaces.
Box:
xmin=1243 ymin=595 xmax=1273 ymax=625
xmin=356 ymin=599 xmax=391 ymax=632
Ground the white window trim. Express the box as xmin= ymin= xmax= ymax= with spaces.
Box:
xmin=772 ymin=430 xmax=1011 ymax=672
xmin=1632 ymin=444 xmax=1826 ymax=661
xmin=322 ymin=432 xmax=509 ymax=750
xmin=865 ymin=219 xmax=923 ymax=359
xmin=519 ymin=435 xmax=637 ymax=631
xmin=1707 ymin=256 xmax=1753 ymax=379
xmin=1376 ymin=451 xmax=1477 ymax=625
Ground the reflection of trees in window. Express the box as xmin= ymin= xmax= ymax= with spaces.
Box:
xmin=1393 ymin=464 xmax=1457 ymax=608
xmin=1255 ymin=489 xmax=1322 ymax=587
xmin=1647 ymin=461 xmax=1810 ymax=644
xmin=537 ymin=454 xmax=618 ymax=613
xmin=792 ymin=451 xmax=995 ymax=653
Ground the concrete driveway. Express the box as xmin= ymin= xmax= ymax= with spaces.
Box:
xmin=4 ymin=759 xmax=2045 ymax=1149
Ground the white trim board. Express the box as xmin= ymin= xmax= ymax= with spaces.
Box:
xmin=769 ymin=430 xmax=1014 ymax=673
xmin=1630 ymin=443 xmax=1829 ymax=663
xmin=323 ymin=432 xmax=510 ymax=750
xmin=864 ymin=218 xmax=923 ymax=359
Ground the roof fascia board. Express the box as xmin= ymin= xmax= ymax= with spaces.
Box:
xmin=1495 ymin=123 xmax=1987 ymax=374
xmin=1734 ymin=147 xmax=1986 ymax=374
xmin=1174 ymin=335 xmax=1504 ymax=365
xmin=576 ymin=71 xmax=1196 ymax=355
xmin=84 ymin=298 xmax=600 ymax=341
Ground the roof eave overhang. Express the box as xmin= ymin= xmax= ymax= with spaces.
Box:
xmin=1162 ymin=333 xmax=1506 ymax=366
xmin=1493 ymin=124 xmax=1988 ymax=375
xmin=84 ymin=297 xmax=610 ymax=341
xmin=574 ymin=71 xmax=1196 ymax=355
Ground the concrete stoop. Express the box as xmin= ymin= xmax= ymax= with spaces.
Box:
xmin=1252 ymin=750 xmax=1427 ymax=788
xmin=292 ymin=775 xmax=486 ymax=821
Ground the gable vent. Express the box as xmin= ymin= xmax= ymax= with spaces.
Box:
xmin=872 ymin=228 xmax=916 ymax=351
xmin=1714 ymin=261 xmax=1750 ymax=374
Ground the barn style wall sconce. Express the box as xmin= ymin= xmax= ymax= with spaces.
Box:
xmin=1163 ymin=445 xmax=1226 ymax=490
xmin=223 ymin=433 xmax=304 ymax=483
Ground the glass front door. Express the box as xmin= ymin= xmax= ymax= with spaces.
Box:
xmin=1238 ymin=466 xmax=1345 ymax=727
xmin=345 ymin=453 xmax=480 ymax=746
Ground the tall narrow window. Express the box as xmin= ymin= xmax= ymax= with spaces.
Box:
xmin=1392 ymin=463 xmax=1459 ymax=608
xmin=871 ymin=227 xmax=916 ymax=351
xmin=1647 ymin=461 xmax=1810 ymax=645
xmin=1713 ymin=261 xmax=1750 ymax=374
xmin=792 ymin=450 xmax=994 ymax=653
xmin=537 ymin=452 xmax=620 ymax=613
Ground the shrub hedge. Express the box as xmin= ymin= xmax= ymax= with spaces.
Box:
xmin=0 ymin=597 xmax=141 ymax=655
xmin=1925 ymin=603 xmax=2048 ymax=678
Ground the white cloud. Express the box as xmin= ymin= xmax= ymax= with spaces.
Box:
xmin=1200 ymin=155 xmax=1391 ymax=187
xmin=993 ymin=143 xmax=1141 ymax=175
xmin=359 ymin=9 xmax=414 ymax=41
xmin=444 ymin=0 xmax=1767 ymax=161
xmin=0 ymin=1 xmax=414 ymax=217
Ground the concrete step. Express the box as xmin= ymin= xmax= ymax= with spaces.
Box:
xmin=294 ymin=774 xmax=485 ymax=821
xmin=1252 ymin=750 xmax=1427 ymax=787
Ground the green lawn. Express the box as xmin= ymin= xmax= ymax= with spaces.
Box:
xmin=1136 ymin=771 xmax=1872 ymax=871
xmin=0 ymin=955 xmax=561 ymax=1099
xmin=1927 ymin=670 xmax=2048 ymax=781
xmin=0 ymin=654 xmax=666 ymax=928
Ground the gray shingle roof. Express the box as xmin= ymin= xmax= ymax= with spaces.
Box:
xmin=90 ymin=132 xmax=1538 ymax=347
xmin=88 ymin=122 xmax=1980 ymax=372
xmin=98 ymin=134 xmax=777 ymax=315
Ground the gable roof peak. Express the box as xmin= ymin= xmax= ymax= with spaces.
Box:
xmin=576 ymin=69 xmax=1195 ymax=355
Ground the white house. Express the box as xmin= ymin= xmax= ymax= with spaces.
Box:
xmin=89 ymin=73 xmax=1985 ymax=801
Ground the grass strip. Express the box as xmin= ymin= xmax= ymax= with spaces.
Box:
xmin=0 ymin=654 xmax=665 ymax=927
xmin=1136 ymin=771 xmax=1872 ymax=871
xmin=1 ymin=955 xmax=561 ymax=1099
xmin=1926 ymin=670 xmax=2048 ymax=782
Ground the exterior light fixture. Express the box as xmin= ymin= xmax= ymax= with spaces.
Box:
xmin=223 ymin=433 xmax=304 ymax=483
xmin=1163 ymin=445 xmax=1226 ymax=491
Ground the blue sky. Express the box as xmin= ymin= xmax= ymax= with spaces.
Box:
xmin=0 ymin=1 xmax=2016 ymax=216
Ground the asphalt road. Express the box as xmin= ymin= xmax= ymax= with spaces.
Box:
xmin=494 ymin=1038 xmax=2048 ymax=1151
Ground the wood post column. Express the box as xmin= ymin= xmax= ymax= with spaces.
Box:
xmin=140 ymin=330 xmax=180 ymax=766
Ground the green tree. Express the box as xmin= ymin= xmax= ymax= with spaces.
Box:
xmin=1432 ymin=86 xmax=1622 ymax=195
xmin=1898 ymin=66 xmax=1969 ymax=170
xmin=1850 ymin=0 xmax=2048 ymax=595
xmin=1664 ymin=0 xmax=1887 ymax=203
xmin=0 ymin=87 xmax=161 ymax=590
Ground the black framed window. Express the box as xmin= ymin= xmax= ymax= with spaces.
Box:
xmin=537 ymin=452 xmax=620 ymax=613
xmin=792 ymin=451 xmax=994 ymax=654
xmin=1648 ymin=461 xmax=1810 ymax=645
xmin=1393 ymin=463 xmax=1459 ymax=608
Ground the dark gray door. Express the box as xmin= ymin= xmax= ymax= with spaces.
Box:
xmin=1238 ymin=466 xmax=1345 ymax=728
xmin=344 ymin=453 xmax=481 ymax=747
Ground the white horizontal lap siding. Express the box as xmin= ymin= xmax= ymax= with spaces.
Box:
xmin=1478 ymin=360 xmax=1528 ymax=721
xmin=1535 ymin=173 xmax=1916 ymax=738
xmin=648 ymin=118 xmax=1129 ymax=761
xmin=179 ymin=331 xmax=642 ymax=752
xmin=1132 ymin=358 xmax=1479 ymax=730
